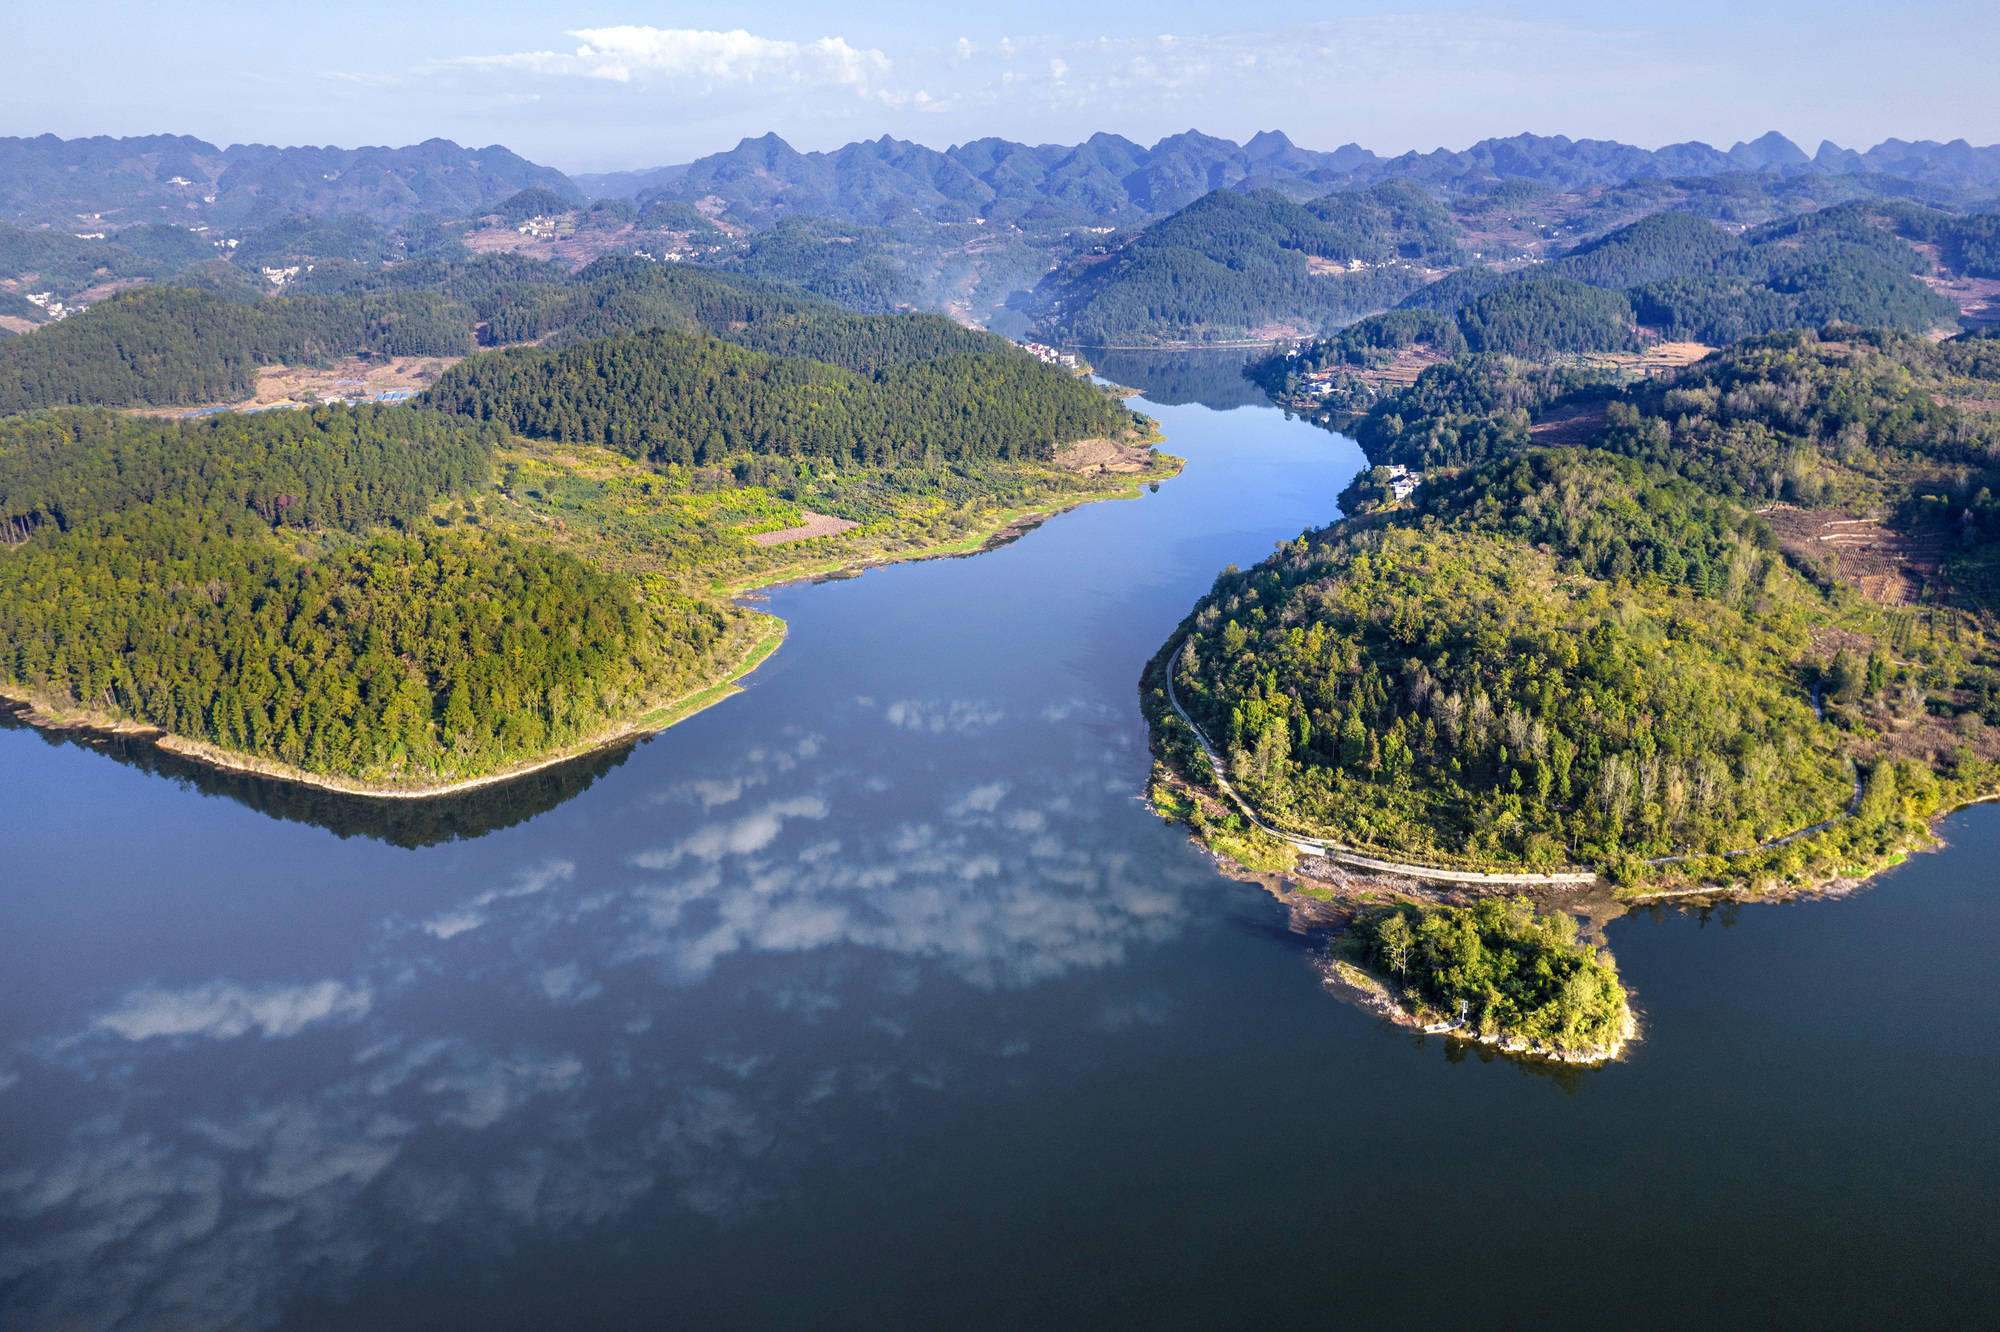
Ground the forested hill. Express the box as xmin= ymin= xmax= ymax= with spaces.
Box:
xmin=1163 ymin=448 xmax=1853 ymax=870
xmin=0 ymin=404 xmax=759 ymax=786
xmin=1027 ymin=184 xmax=1461 ymax=344
xmin=0 ymin=286 xmax=477 ymax=412
xmin=0 ymin=249 xmax=1155 ymax=791
xmin=1347 ymin=326 xmax=2000 ymax=481
xmin=0 ymin=134 xmax=580 ymax=228
xmin=422 ymin=329 xmax=1134 ymax=468
xmin=0 ymin=406 xmax=496 ymax=542
xmin=1155 ymin=324 xmax=2000 ymax=887
xmin=0 ymin=257 xmax=1018 ymax=412
xmin=1431 ymin=204 xmax=1972 ymax=342
xmin=1254 ymin=204 xmax=1970 ymax=387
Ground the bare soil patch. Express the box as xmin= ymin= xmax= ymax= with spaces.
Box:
xmin=1763 ymin=506 xmax=1942 ymax=606
xmin=1530 ymin=402 xmax=1608 ymax=447
xmin=1357 ymin=346 xmax=1450 ymax=388
xmin=461 ymin=221 xmax=733 ymax=270
xmin=73 ymin=277 xmax=148 ymax=305
xmin=1921 ymin=272 xmax=2000 ymax=326
xmin=128 ymin=354 xmax=460 ymax=418
xmin=1054 ymin=435 xmax=1158 ymax=475
xmin=1569 ymin=340 xmax=1714 ymax=377
xmin=750 ymin=511 xmax=860 ymax=546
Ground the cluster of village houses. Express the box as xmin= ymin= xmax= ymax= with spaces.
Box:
xmin=1017 ymin=340 xmax=1082 ymax=370
xmin=23 ymin=291 xmax=81 ymax=320
xmin=1382 ymin=463 xmax=1421 ymax=501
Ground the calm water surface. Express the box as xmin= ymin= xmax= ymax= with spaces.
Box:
xmin=2 ymin=351 xmax=1996 ymax=1328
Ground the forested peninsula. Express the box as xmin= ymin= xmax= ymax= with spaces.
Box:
xmin=1152 ymin=325 xmax=2000 ymax=899
xmin=0 ymin=263 xmax=1171 ymax=795
xmin=1149 ymin=324 xmax=2000 ymax=1056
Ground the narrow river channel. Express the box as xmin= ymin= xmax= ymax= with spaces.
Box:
xmin=1 ymin=350 xmax=1995 ymax=1327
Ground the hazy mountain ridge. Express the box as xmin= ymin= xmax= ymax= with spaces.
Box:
xmin=648 ymin=129 xmax=2000 ymax=227
xmin=0 ymin=134 xmax=581 ymax=228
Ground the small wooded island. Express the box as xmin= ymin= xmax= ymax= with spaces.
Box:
xmin=1148 ymin=322 xmax=2000 ymax=1055
xmin=1340 ymin=901 xmax=1634 ymax=1063
xmin=0 ymin=261 xmax=1174 ymax=795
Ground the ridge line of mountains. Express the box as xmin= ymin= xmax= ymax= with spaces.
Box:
xmin=7 ymin=128 xmax=2000 ymax=232
xmin=623 ymin=128 xmax=2000 ymax=225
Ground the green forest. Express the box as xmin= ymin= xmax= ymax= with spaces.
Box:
xmin=0 ymin=286 xmax=475 ymax=411
xmin=1165 ymin=451 xmax=1853 ymax=869
xmin=0 ymin=405 xmax=496 ymax=541
xmin=1348 ymin=355 xmax=1613 ymax=471
xmin=1350 ymin=900 xmax=1631 ymax=1055
xmin=422 ymin=328 xmax=1132 ymax=468
xmin=0 ymin=255 xmax=1044 ymax=415
xmin=1155 ymin=323 xmax=2000 ymax=887
xmin=0 ymin=407 xmax=759 ymax=784
xmin=0 ymin=266 xmax=1157 ymax=788
xmin=1248 ymin=200 xmax=1977 ymax=401
xmin=1030 ymin=185 xmax=1458 ymax=344
xmin=1050 ymin=183 xmax=1981 ymax=351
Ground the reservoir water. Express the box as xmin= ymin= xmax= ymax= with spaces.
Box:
xmin=3 ymin=351 xmax=1996 ymax=1328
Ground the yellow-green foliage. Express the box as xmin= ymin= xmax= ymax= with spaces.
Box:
xmin=1173 ymin=451 xmax=1852 ymax=868
xmin=1354 ymin=899 xmax=1630 ymax=1053
xmin=485 ymin=438 xmax=1174 ymax=590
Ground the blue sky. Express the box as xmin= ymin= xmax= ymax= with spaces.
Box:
xmin=5 ymin=1 xmax=1995 ymax=172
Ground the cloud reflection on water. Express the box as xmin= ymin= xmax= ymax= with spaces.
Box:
xmin=1 ymin=705 xmax=1219 ymax=1328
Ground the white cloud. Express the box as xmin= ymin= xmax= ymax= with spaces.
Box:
xmin=538 ymin=964 xmax=601 ymax=1005
xmin=633 ymin=795 xmax=832 ymax=869
xmin=426 ymin=1053 xmax=585 ymax=1130
xmin=445 ymin=26 xmax=890 ymax=91
xmin=948 ymin=781 xmax=1010 ymax=817
xmin=884 ymin=699 xmax=1005 ymax=734
xmin=422 ymin=909 xmax=486 ymax=940
xmin=419 ymin=860 xmax=573 ymax=940
xmin=91 ymin=980 xmax=371 ymax=1042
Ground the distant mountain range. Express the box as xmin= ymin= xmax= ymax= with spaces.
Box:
xmin=0 ymin=134 xmax=581 ymax=228
xmin=7 ymin=129 xmax=1997 ymax=239
xmin=643 ymin=129 xmax=2000 ymax=226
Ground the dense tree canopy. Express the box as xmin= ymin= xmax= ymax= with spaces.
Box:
xmin=0 ymin=245 xmax=1159 ymax=792
xmin=1169 ymin=450 xmax=1851 ymax=868
xmin=1456 ymin=277 xmax=1640 ymax=357
xmin=1541 ymin=211 xmax=1744 ymax=288
xmin=0 ymin=405 xmax=496 ymax=543
xmin=0 ymin=403 xmax=752 ymax=784
xmin=423 ymin=329 xmax=1131 ymax=469
xmin=1164 ymin=322 xmax=2000 ymax=886
xmin=1352 ymin=900 xmax=1631 ymax=1054
xmin=0 ymin=513 xmax=735 ymax=780
xmin=729 ymin=215 xmax=916 ymax=312
xmin=1031 ymin=185 xmax=1455 ymax=344
xmin=1349 ymin=355 xmax=1614 ymax=470
xmin=0 ymin=286 xmax=474 ymax=411
xmin=0 ymin=221 xmax=216 ymax=301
